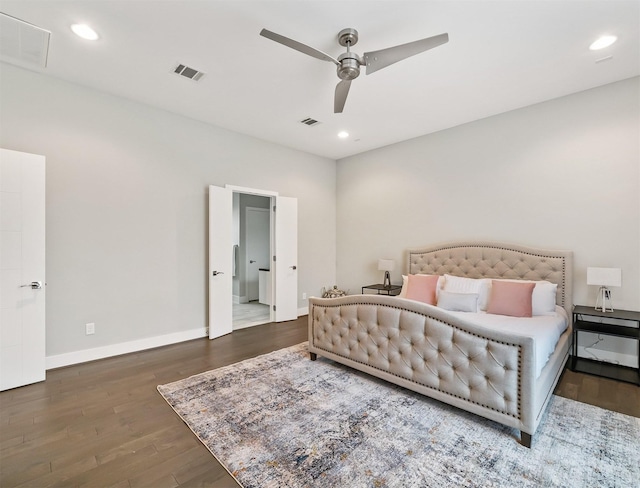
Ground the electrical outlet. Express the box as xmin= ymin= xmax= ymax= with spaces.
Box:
xmin=302 ymin=292 xmax=307 ymax=300
xmin=85 ymin=322 xmax=95 ymax=335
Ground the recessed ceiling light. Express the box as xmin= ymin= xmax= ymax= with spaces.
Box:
xmin=338 ymin=131 xmax=349 ymax=139
xmin=589 ymin=35 xmax=617 ymax=50
xmin=71 ymin=23 xmax=99 ymax=41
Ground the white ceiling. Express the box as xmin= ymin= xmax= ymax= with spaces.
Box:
xmin=1 ymin=1 xmax=638 ymax=160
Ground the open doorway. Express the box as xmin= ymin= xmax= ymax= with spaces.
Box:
xmin=232 ymin=193 xmax=271 ymax=329
xmin=209 ymin=185 xmax=298 ymax=340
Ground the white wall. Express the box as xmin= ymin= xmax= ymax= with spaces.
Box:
xmin=337 ymin=77 xmax=639 ymax=363
xmin=0 ymin=63 xmax=336 ymax=361
xmin=2 ymin=61 xmax=637 ymax=366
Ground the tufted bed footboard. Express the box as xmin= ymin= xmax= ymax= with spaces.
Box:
xmin=308 ymin=242 xmax=573 ymax=447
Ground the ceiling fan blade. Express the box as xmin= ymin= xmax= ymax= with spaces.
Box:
xmin=363 ymin=33 xmax=449 ymax=75
xmin=260 ymin=29 xmax=340 ymax=66
xmin=334 ymin=80 xmax=351 ymax=113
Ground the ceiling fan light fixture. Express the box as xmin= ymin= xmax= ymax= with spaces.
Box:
xmin=71 ymin=23 xmax=99 ymax=41
xmin=589 ymin=35 xmax=617 ymax=50
xmin=338 ymin=131 xmax=349 ymax=139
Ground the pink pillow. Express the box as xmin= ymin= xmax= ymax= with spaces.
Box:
xmin=405 ymin=274 xmax=439 ymax=305
xmin=487 ymin=280 xmax=536 ymax=317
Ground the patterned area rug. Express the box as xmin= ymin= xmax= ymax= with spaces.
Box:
xmin=157 ymin=343 xmax=639 ymax=488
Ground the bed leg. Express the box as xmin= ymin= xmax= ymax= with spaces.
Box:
xmin=309 ymin=353 xmax=317 ymax=361
xmin=520 ymin=432 xmax=532 ymax=448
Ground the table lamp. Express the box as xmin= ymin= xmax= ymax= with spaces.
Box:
xmin=587 ymin=267 xmax=621 ymax=312
xmin=378 ymin=259 xmax=395 ymax=288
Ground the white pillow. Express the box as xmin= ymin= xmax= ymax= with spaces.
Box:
xmin=399 ymin=275 xmax=408 ymax=298
xmin=491 ymin=279 xmax=558 ymax=316
xmin=437 ymin=290 xmax=479 ymax=313
xmin=442 ymin=275 xmax=491 ymax=311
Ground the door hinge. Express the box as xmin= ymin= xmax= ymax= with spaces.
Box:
xmin=273 ymin=205 xmax=276 ymax=212
xmin=273 ymin=255 xmax=276 ymax=262
xmin=273 ymin=305 xmax=276 ymax=311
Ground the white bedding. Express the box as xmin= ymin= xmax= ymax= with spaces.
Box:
xmin=446 ymin=305 xmax=569 ymax=378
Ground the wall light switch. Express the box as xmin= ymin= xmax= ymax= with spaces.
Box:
xmin=86 ymin=323 xmax=95 ymax=335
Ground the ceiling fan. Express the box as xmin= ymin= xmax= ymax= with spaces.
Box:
xmin=260 ymin=27 xmax=449 ymax=113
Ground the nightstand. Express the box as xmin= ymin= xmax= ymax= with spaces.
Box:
xmin=571 ymin=305 xmax=640 ymax=385
xmin=362 ymin=284 xmax=402 ymax=296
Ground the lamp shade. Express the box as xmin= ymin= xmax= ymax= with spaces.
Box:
xmin=587 ymin=267 xmax=621 ymax=287
xmin=378 ymin=259 xmax=395 ymax=272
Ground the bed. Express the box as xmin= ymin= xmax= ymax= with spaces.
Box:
xmin=308 ymin=241 xmax=573 ymax=447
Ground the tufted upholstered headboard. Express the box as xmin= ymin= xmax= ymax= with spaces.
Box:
xmin=406 ymin=241 xmax=573 ymax=320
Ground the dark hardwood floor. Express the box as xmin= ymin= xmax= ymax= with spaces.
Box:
xmin=1 ymin=316 xmax=638 ymax=487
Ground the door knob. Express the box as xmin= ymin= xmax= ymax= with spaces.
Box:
xmin=290 ymin=265 xmax=297 ymax=270
xmin=20 ymin=281 xmax=43 ymax=289
xmin=212 ymin=271 xmax=224 ymax=276
xmin=249 ymin=260 xmax=256 ymax=263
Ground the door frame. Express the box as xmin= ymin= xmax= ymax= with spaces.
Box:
xmin=227 ymin=185 xmax=278 ymax=323
xmin=209 ymin=184 xmax=297 ymax=338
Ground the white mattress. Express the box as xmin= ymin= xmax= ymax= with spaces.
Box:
xmin=446 ymin=306 xmax=569 ymax=378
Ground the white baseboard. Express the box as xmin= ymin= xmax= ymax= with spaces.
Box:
xmin=47 ymin=309 xmax=310 ymax=370
xmin=46 ymin=327 xmax=208 ymax=370
xmin=576 ymin=345 xmax=637 ymax=368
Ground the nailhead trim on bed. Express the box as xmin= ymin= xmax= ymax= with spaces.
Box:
xmin=311 ymin=302 xmax=523 ymax=420
xmin=407 ymin=243 xmax=569 ymax=314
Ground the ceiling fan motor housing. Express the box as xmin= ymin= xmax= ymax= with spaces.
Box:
xmin=337 ymin=52 xmax=362 ymax=80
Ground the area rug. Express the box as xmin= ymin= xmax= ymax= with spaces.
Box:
xmin=157 ymin=343 xmax=640 ymax=488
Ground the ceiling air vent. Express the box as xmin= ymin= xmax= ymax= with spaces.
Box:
xmin=300 ymin=117 xmax=320 ymax=126
xmin=173 ymin=64 xmax=205 ymax=81
xmin=0 ymin=13 xmax=51 ymax=68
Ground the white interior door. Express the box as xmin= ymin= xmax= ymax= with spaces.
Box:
xmin=208 ymin=185 xmax=233 ymax=339
xmin=274 ymin=196 xmax=298 ymax=322
xmin=245 ymin=207 xmax=270 ymax=301
xmin=0 ymin=148 xmax=46 ymax=391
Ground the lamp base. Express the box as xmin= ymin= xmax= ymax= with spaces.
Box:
xmin=594 ymin=286 xmax=614 ymax=313
xmin=383 ymin=271 xmax=391 ymax=288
